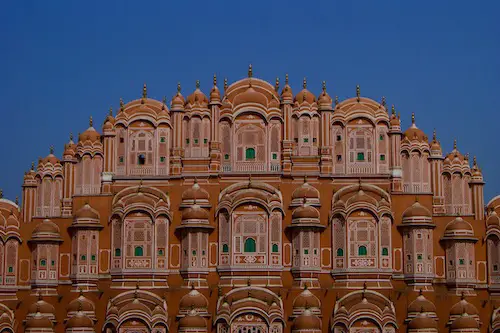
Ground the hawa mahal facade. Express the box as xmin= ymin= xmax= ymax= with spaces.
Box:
xmin=1 ymin=67 xmax=500 ymax=332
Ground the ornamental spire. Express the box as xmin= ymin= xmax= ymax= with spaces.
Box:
xmin=224 ymin=78 xmax=228 ymax=92
xmin=162 ymin=96 xmax=166 ymax=110
xmin=322 ymin=81 xmax=326 ymax=93
xmin=356 ymin=85 xmax=360 ymax=101
xmin=213 ymin=73 xmax=217 ymax=86
xmin=411 ymin=112 xmax=415 ymax=125
xmin=433 ymin=129 xmax=437 ymax=141
xmin=50 ymin=145 xmax=54 ymax=154
xmin=15 ymin=196 xmax=18 ymax=205
xmin=335 ymin=96 xmax=339 ymax=105
xmin=31 ymin=161 xmax=35 ymax=171
xmin=119 ymin=98 xmax=124 ymax=112
xmin=248 ymin=64 xmax=253 ymax=78
xmin=453 ymin=139 xmax=457 ymax=150
xmin=142 ymin=83 xmax=147 ymax=99
xmin=275 ymin=77 xmax=279 ymax=92
xmin=109 ymin=107 xmax=113 ymax=116
xmin=285 ymin=73 xmax=289 ymax=85
xmin=177 ymin=82 xmax=181 ymax=94
xmin=391 ymin=105 xmax=396 ymax=116
xmin=89 ymin=116 xmax=93 ymax=127
xmin=381 ymin=96 xmax=386 ymax=106
xmin=69 ymin=132 xmax=73 ymax=141
xmin=0 ymin=189 xmax=2 ymax=199
xmin=473 ymin=156 xmax=478 ymax=167
xmin=303 ymin=77 xmax=307 ymax=89
xmin=196 ymin=80 xmax=200 ymax=89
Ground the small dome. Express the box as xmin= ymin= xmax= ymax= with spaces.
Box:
xmin=390 ymin=114 xmax=400 ymax=127
xmin=152 ymin=305 xmax=164 ymax=316
xmin=41 ymin=153 xmax=60 ymax=165
xmin=281 ymin=77 xmax=293 ymax=103
xmin=179 ymin=310 xmax=207 ymax=329
xmin=179 ymin=288 xmax=209 ymax=310
xmin=450 ymin=313 xmax=479 ymax=330
xmin=408 ymin=313 xmax=438 ymax=330
xmin=186 ymin=83 xmax=209 ymax=107
xmin=181 ymin=204 xmax=209 ymax=221
xmin=293 ymin=288 xmax=320 ymax=309
xmin=121 ymin=298 xmax=150 ymax=314
xmin=25 ymin=314 xmax=53 ymax=329
xmin=74 ymin=203 xmax=100 ymax=220
xmin=6 ymin=211 xmax=19 ymax=228
xmin=404 ymin=116 xmax=428 ymax=142
xmin=407 ymin=293 xmax=436 ymax=314
xmin=103 ymin=120 xmax=113 ymax=131
xmin=318 ymin=82 xmax=332 ymax=110
xmin=28 ymin=299 xmax=56 ymax=315
xmin=292 ymin=180 xmax=320 ymax=201
xmin=444 ymin=217 xmax=474 ymax=235
xmin=292 ymin=205 xmax=320 ymax=220
xmin=402 ymin=201 xmax=432 ymax=220
xmin=171 ymin=88 xmax=186 ymax=110
xmin=295 ymin=89 xmax=316 ymax=105
xmin=67 ymin=294 xmax=95 ymax=313
xmin=292 ymin=309 xmax=321 ymax=331
xmin=66 ymin=312 xmax=94 ymax=329
xmin=210 ymin=76 xmax=221 ymax=102
xmin=79 ymin=124 xmax=101 ymax=143
xmin=182 ymin=181 xmax=210 ymax=202
xmin=488 ymin=211 xmax=500 ymax=226
xmin=450 ymin=298 xmax=478 ymax=317
xmin=31 ymin=219 xmax=62 ymax=241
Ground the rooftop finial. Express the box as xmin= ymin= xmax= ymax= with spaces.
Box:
xmin=196 ymin=80 xmax=200 ymax=89
xmin=473 ymin=156 xmax=477 ymax=167
xmin=213 ymin=74 xmax=217 ymax=86
xmin=142 ymin=83 xmax=147 ymax=99
xmin=248 ymin=64 xmax=253 ymax=78
xmin=391 ymin=105 xmax=396 ymax=116
xmin=70 ymin=133 xmax=73 ymax=141
xmin=411 ymin=112 xmax=415 ymax=125
xmin=322 ymin=81 xmax=326 ymax=93
xmin=224 ymin=78 xmax=228 ymax=92
xmin=177 ymin=82 xmax=181 ymax=94
xmin=285 ymin=73 xmax=289 ymax=85
xmin=15 ymin=196 xmax=18 ymax=205
xmin=89 ymin=116 xmax=93 ymax=127
xmin=433 ymin=129 xmax=437 ymax=141
xmin=381 ymin=96 xmax=386 ymax=106
xmin=50 ymin=145 xmax=54 ymax=155
xmin=162 ymin=96 xmax=166 ymax=110
xmin=275 ymin=77 xmax=279 ymax=92
xmin=109 ymin=107 xmax=113 ymax=116
xmin=120 ymin=98 xmax=124 ymax=112
xmin=31 ymin=161 xmax=35 ymax=171
xmin=335 ymin=96 xmax=339 ymax=105
xmin=0 ymin=189 xmax=2 ymax=199
xmin=303 ymin=77 xmax=307 ymax=89
xmin=356 ymin=85 xmax=360 ymax=101
xmin=453 ymin=139 xmax=457 ymax=150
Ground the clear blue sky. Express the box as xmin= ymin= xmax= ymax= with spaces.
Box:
xmin=1 ymin=1 xmax=499 ymax=201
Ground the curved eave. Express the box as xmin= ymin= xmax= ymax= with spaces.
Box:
xmin=285 ymin=222 xmax=326 ymax=230
xmin=28 ymin=237 xmax=63 ymax=244
xmin=68 ymin=223 xmax=104 ymax=230
xmin=175 ymin=224 xmax=215 ymax=231
xmin=397 ymin=222 xmax=436 ymax=229
xmin=440 ymin=235 xmax=478 ymax=243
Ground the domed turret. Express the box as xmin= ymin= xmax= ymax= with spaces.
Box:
xmin=186 ymin=80 xmax=209 ymax=108
xmin=209 ymin=74 xmax=221 ymax=103
xmin=40 ymin=146 xmax=60 ymax=165
xmin=292 ymin=286 xmax=321 ymax=311
xmin=291 ymin=177 xmax=320 ymax=207
xmin=181 ymin=204 xmax=210 ymax=221
xmin=407 ymin=291 xmax=436 ymax=316
xmin=63 ymin=133 xmax=77 ymax=158
xmin=179 ymin=287 xmax=209 ymax=313
xmin=294 ymin=78 xmax=316 ymax=104
xmin=281 ymin=74 xmax=293 ymax=103
xmin=442 ymin=217 xmax=476 ymax=240
xmin=292 ymin=309 xmax=321 ymax=332
xmin=181 ymin=179 xmax=210 ymax=207
xmin=404 ymin=113 xmax=428 ymax=142
xmin=78 ymin=117 xmax=101 ymax=143
xmin=292 ymin=203 xmax=320 ymax=220
xmin=487 ymin=210 xmax=500 ymax=227
xmin=408 ymin=311 xmax=438 ymax=330
xmin=450 ymin=313 xmax=480 ymax=330
xmin=178 ymin=309 xmax=207 ymax=330
xmin=317 ymin=81 xmax=333 ymax=110
xmin=30 ymin=219 xmax=63 ymax=242
xmin=74 ymin=203 xmax=100 ymax=220
xmin=171 ymin=83 xmax=186 ymax=111
xmin=66 ymin=311 xmax=94 ymax=329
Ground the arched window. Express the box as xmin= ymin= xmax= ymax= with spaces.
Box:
xmin=134 ymin=246 xmax=144 ymax=257
xmin=272 ymin=243 xmax=279 ymax=253
xmin=138 ymin=154 xmax=146 ymax=165
xmin=337 ymin=248 xmax=344 ymax=256
xmin=358 ymin=246 xmax=367 ymax=256
xmin=244 ymin=238 xmax=256 ymax=252
xmin=245 ymin=148 xmax=256 ymax=160
xmin=222 ymin=244 xmax=229 ymax=253
xmin=382 ymin=247 xmax=389 ymax=256
xmin=114 ymin=248 xmax=121 ymax=257
xmin=40 ymin=259 xmax=46 ymax=266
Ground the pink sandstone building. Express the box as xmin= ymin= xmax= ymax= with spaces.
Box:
xmin=0 ymin=66 xmax=499 ymax=332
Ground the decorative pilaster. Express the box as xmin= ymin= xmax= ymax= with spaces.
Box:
xmin=388 ymin=105 xmax=403 ymax=192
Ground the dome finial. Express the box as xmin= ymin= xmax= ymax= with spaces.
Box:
xmin=453 ymin=139 xmax=457 ymax=150
xmin=70 ymin=132 xmax=74 ymax=141
xmin=50 ymin=145 xmax=54 ymax=155
xmin=381 ymin=96 xmax=386 ymax=106
xmin=335 ymin=96 xmax=339 ymax=105
xmin=196 ymin=80 xmax=200 ymax=89
xmin=119 ymin=98 xmax=124 ymax=112
xmin=303 ymin=77 xmax=307 ymax=89
xmin=224 ymin=78 xmax=228 ymax=92
xmin=177 ymin=82 xmax=181 ymax=94
xmin=433 ymin=129 xmax=437 ymax=141
xmin=109 ymin=107 xmax=113 ymax=116
xmin=213 ymin=73 xmax=217 ymax=86
xmin=322 ymin=81 xmax=326 ymax=93
xmin=142 ymin=83 xmax=147 ymax=99
xmin=162 ymin=96 xmax=166 ymax=110
xmin=356 ymin=85 xmax=360 ymax=101
xmin=275 ymin=77 xmax=279 ymax=92
xmin=31 ymin=161 xmax=35 ymax=171
xmin=285 ymin=73 xmax=289 ymax=85
xmin=0 ymin=189 xmax=2 ymax=199
xmin=473 ymin=156 xmax=477 ymax=167
xmin=89 ymin=116 xmax=93 ymax=127
xmin=411 ymin=112 xmax=415 ymax=125
xmin=15 ymin=196 xmax=18 ymax=205
xmin=248 ymin=64 xmax=253 ymax=78
xmin=391 ymin=105 xmax=396 ymax=116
